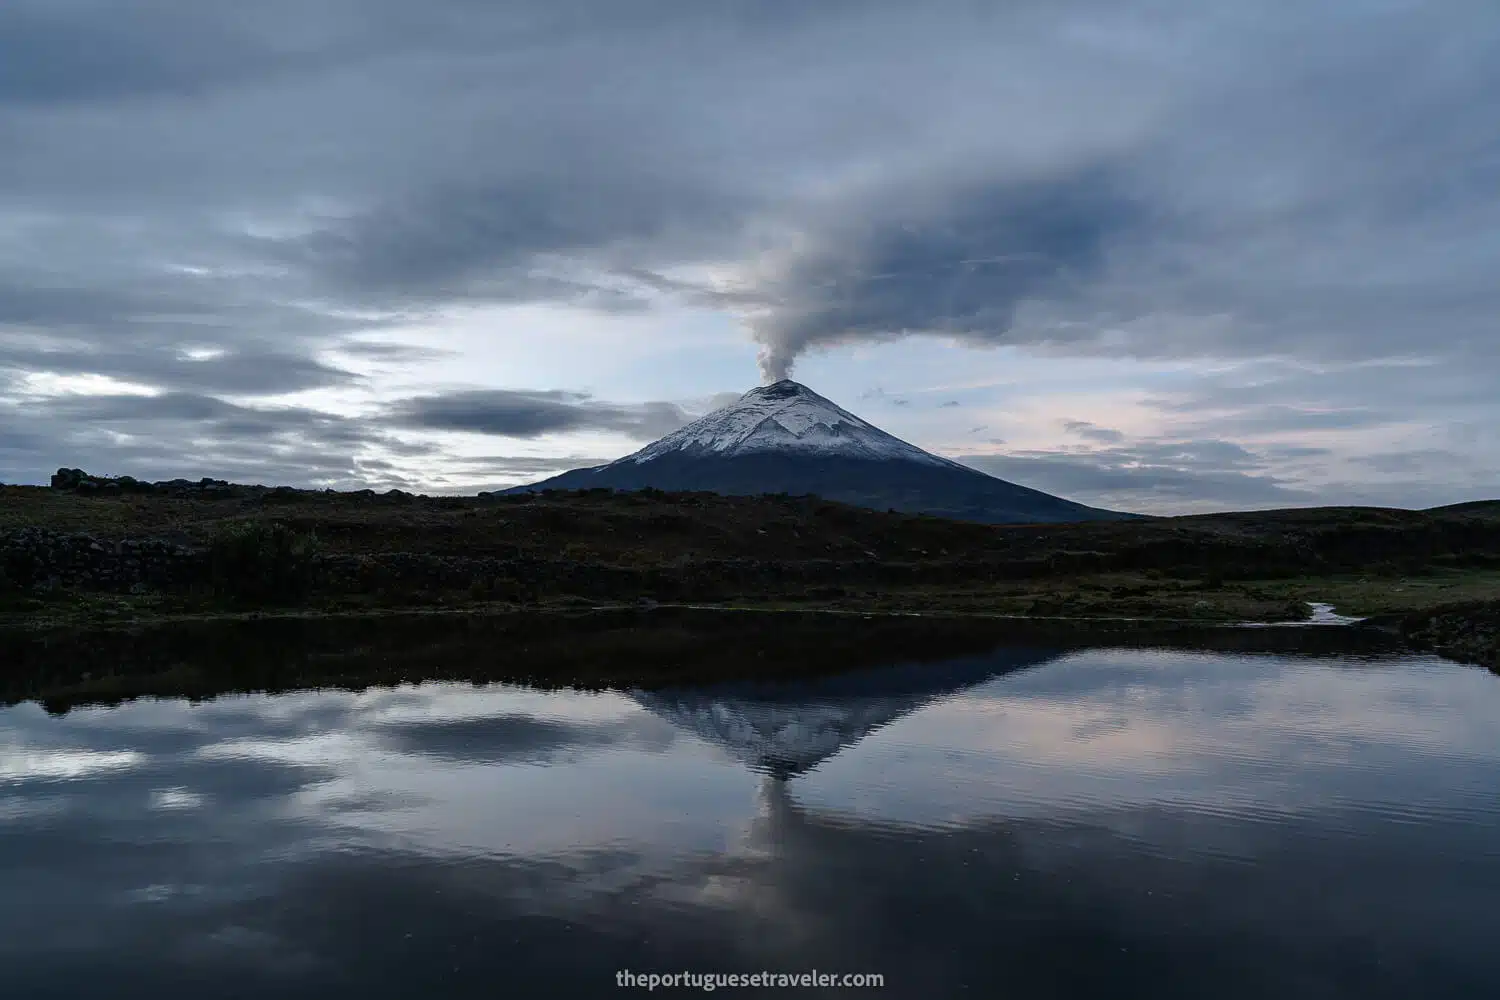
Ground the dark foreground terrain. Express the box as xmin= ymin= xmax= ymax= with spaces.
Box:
xmin=0 ymin=605 xmax=1415 ymax=714
xmin=2 ymin=470 xmax=1498 ymax=673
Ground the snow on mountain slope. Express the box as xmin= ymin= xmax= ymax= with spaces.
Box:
xmin=495 ymin=377 xmax=1133 ymax=522
xmin=628 ymin=648 xmax=1065 ymax=776
xmin=616 ymin=379 xmax=966 ymax=469
xmin=631 ymin=689 xmax=932 ymax=776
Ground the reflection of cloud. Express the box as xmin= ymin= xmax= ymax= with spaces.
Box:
xmin=372 ymin=713 xmax=676 ymax=765
xmin=173 ymin=923 xmax=327 ymax=979
xmin=1068 ymin=714 xmax=1131 ymax=741
xmin=0 ymin=748 xmax=143 ymax=781
xmin=789 ymin=649 xmax=1500 ymax=840
xmin=2 ymin=647 xmax=1498 ymax=995
xmin=149 ymin=787 xmax=205 ymax=811
xmin=194 ymin=732 xmax=379 ymax=767
xmin=0 ymin=796 xmax=68 ymax=822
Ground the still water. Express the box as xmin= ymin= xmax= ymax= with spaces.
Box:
xmin=2 ymin=642 xmax=1499 ymax=998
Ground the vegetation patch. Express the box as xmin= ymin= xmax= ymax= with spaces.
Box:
xmin=2 ymin=473 xmax=1499 ymax=664
xmin=206 ymin=520 xmax=323 ymax=604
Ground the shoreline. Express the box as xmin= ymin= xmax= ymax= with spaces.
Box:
xmin=3 ymin=480 xmax=1498 ymax=701
xmin=0 ymin=601 xmax=1458 ymax=715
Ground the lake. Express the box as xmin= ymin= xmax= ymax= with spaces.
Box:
xmin=2 ymin=636 xmax=1498 ymax=998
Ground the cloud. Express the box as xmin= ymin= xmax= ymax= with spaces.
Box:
xmin=726 ymin=5 xmax=1500 ymax=378
xmin=0 ymin=384 xmax=702 ymax=487
xmin=0 ymin=0 xmax=1495 ymax=500
xmin=0 ymin=343 xmax=360 ymax=397
xmin=858 ymin=387 xmax=912 ymax=407
xmin=442 ymin=454 xmax=616 ymax=478
xmin=960 ymin=442 xmax=1316 ymax=514
xmin=13 ymin=2 xmax=1492 ymax=373
xmin=1349 ymin=449 xmax=1470 ymax=477
xmin=280 ymin=175 xmax=752 ymax=311
xmin=0 ymin=3 xmax=296 ymax=106
xmin=1061 ymin=420 xmax=1125 ymax=444
xmin=383 ymin=390 xmax=692 ymax=439
xmin=373 ymin=713 xmax=674 ymax=765
xmin=0 ymin=394 xmax=397 ymax=489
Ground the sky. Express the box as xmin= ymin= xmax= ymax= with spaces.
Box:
xmin=0 ymin=0 xmax=1496 ymax=514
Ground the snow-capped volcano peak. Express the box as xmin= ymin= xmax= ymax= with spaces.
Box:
xmin=500 ymin=377 xmax=1128 ymax=523
xmin=618 ymin=379 xmax=963 ymax=468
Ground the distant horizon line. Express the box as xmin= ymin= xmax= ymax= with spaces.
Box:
xmin=18 ymin=466 xmax=1496 ymax=518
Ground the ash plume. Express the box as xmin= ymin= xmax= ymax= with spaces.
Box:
xmin=747 ymin=169 xmax=1139 ymax=382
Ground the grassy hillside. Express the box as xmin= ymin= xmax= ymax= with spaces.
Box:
xmin=3 ymin=479 xmax=1500 ymax=630
xmin=4 ymin=480 xmax=1499 ymax=571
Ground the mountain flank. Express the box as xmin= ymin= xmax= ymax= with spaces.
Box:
xmin=498 ymin=379 xmax=1131 ymax=524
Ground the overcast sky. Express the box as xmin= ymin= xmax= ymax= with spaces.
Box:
xmin=1 ymin=0 xmax=1496 ymax=513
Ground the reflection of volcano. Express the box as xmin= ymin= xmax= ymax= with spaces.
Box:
xmin=632 ymin=647 xmax=1063 ymax=777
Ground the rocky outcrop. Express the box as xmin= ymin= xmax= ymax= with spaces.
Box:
xmin=47 ymin=467 xmax=419 ymax=502
xmin=1399 ymin=602 xmax=1500 ymax=672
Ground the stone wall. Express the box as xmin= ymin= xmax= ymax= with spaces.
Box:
xmin=1 ymin=527 xmax=203 ymax=593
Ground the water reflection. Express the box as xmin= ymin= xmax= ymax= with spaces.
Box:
xmin=633 ymin=646 xmax=1064 ymax=776
xmin=1 ymin=644 xmax=1498 ymax=998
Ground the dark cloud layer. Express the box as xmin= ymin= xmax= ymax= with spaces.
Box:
xmin=374 ymin=714 xmax=674 ymax=765
xmin=1062 ymin=420 xmax=1125 ymax=445
xmin=0 ymin=391 xmax=394 ymax=489
xmin=0 ymin=386 xmax=694 ymax=489
xmin=385 ymin=390 xmax=690 ymax=440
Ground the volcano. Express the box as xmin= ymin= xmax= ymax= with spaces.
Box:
xmin=497 ymin=379 xmax=1131 ymax=523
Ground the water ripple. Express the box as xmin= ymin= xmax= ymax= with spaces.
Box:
xmin=1 ymin=642 xmax=1498 ymax=997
